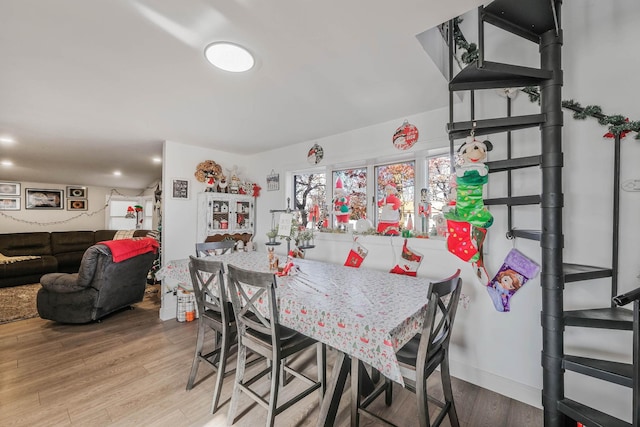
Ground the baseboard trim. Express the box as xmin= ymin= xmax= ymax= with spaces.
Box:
xmin=450 ymin=359 xmax=542 ymax=409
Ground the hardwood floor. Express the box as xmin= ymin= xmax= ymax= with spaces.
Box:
xmin=0 ymin=294 xmax=542 ymax=426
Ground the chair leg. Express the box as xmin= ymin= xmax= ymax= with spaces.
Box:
xmin=266 ymin=358 xmax=281 ymax=427
xmin=440 ymin=357 xmax=460 ymax=427
xmin=211 ymin=327 xmax=231 ymax=414
xmin=317 ymin=342 xmax=327 ymax=405
xmin=227 ymin=343 xmax=247 ymax=426
xmin=416 ymin=370 xmax=431 ymax=427
xmin=186 ymin=320 xmax=206 ymax=390
xmin=385 ymin=378 xmax=393 ymax=406
xmin=351 ymin=356 xmax=361 ymax=427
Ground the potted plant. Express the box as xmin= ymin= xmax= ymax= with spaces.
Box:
xmin=266 ymin=228 xmax=278 ymax=244
xmin=297 ymin=230 xmax=313 ymax=247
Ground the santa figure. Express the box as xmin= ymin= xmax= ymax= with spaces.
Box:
xmin=377 ymin=182 xmax=401 ymax=235
xmin=333 ymin=177 xmax=351 ymax=226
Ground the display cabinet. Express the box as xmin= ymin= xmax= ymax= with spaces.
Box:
xmin=197 ymin=193 xmax=255 ymax=242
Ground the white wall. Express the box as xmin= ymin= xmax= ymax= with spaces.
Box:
xmin=160 ymin=0 xmax=640 ymax=419
xmin=0 ymin=181 xmax=148 ymax=233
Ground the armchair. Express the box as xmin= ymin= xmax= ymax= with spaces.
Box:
xmin=36 ymin=238 xmax=158 ymax=324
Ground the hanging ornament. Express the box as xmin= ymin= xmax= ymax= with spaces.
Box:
xmin=392 ymin=120 xmax=419 ymax=150
xmin=307 ymin=143 xmax=324 ymax=164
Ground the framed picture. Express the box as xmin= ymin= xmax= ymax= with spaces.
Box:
xmin=66 ymin=186 xmax=87 ymax=198
xmin=25 ymin=188 xmax=64 ymax=209
xmin=267 ymin=171 xmax=279 ymax=191
xmin=68 ymin=199 xmax=88 ymax=211
xmin=0 ymin=197 xmax=20 ymax=210
xmin=0 ymin=182 xmax=20 ymax=196
xmin=171 ymin=178 xmax=189 ymax=199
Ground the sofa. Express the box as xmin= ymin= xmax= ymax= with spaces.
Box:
xmin=0 ymin=230 xmax=155 ymax=288
xmin=37 ymin=239 xmax=158 ymax=323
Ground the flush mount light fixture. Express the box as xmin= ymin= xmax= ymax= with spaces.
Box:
xmin=113 ymin=170 xmax=122 ymax=176
xmin=204 ymin=42 xmax=254 ymax=72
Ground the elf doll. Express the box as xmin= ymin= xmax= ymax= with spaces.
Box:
xmin=377 ymin=182 xmax=402 ymax=235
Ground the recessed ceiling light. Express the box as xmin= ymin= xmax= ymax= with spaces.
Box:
xmin=1 ymin=160 xmax=13 ymax=166
xmin=204 ymin=42 xmax=255 ymax=72
xmin=0 ymin=136 xmax=15 ymax=144
xmin=152 ymin=157 xmax=162 ymax=163
xmin=113 ymin=170 xmax=122 ymax=176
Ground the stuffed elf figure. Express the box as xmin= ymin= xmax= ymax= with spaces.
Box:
xmin=445 ymin=136 xmax=494 ymax=262
xmin=333 ymin=177 xmax=351 ymax=226
xmin=377 ymin=182 xmax=402 ymax=235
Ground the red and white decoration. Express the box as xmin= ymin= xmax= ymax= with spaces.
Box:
xmin=392 ymin=120 xmax=419 ymax=150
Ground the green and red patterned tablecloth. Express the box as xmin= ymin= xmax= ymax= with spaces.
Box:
xmin=157 ymin=251 xmax=436 ymax=385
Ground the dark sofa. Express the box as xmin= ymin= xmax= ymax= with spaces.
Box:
xmin=0 ymin=230 xmax=153 ymax=288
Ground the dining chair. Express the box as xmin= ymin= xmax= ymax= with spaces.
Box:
xmin=352 ymin=269 xmax=463 ymax=427
xmin=195 ymin=240 xmax=236 ymax=257
xmin=185 ymin=256 xmax=236 ymax=414
xmin=226 ymin=263 xmax=326 ymax=427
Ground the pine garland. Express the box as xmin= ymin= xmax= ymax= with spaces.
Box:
xmin=451 ymin=18 xmax=639 ymax=139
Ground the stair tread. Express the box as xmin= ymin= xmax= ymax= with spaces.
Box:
xmin=564 ymin=307 xmax=633 ymax=330
xmin=563 ymin=355 xmax=632 ymax=387
xmin=487 ymin=155 xmax=541 ymax=173
xmin=447 ymin=114 xmax=545 ymax=139
xmin=450 ymin=60 xmax=552 ymax=91
xmin=563 ymin=263 xmax=613 ymax=282
xmin=558 ymin=398 xmax=631 ymax=427
xmin=508 ymin=229 xmax=541 ymax=240
xmin=484 ymin=195 xmax=540 ymax=206
xmin=484 ymin=0 xmax=558 ymax=38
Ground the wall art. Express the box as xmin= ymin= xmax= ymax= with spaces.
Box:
xmin=267 ymin=170 xmax=279 ymax=191
xmin=171 ymin=178 xmax=190 ymax=199
xmin=67 ymin=186 xmax=87 ymax=198
xmin=0 ymin=197 xmax=20 ymax=210
xmin=25 ymin=188 xmax=63 ymax=209
xmin=0 ymin=182 xmax=20 ymax=196
xmin=68 ymin=199 xmax=88 ymax=211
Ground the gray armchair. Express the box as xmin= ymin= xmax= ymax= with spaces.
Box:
xmin=37 ymin=240 xmax=157 ymax=323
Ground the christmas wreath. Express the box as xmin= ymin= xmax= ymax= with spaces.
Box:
xmin=194 ymin=160 xmax=222 ymax=183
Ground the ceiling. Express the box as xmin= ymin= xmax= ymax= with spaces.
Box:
xmin=0 ymin=0 xmax=486 ymax=190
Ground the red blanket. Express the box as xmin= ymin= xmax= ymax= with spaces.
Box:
xmin=99 ymin=238 xmax=159 ymax=263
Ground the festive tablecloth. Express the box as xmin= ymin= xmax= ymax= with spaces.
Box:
xmin=156 ymin=252 xmax=434 ymax=385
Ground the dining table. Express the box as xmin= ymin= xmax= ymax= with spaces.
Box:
xmin=156 ymin=251 xmax=437 ymax=426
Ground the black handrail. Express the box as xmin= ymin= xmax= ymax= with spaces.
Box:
xmin=612 ymin=286 xmax=640 ymax=306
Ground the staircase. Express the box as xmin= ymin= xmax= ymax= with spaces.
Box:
xmin=445 ymin=1 xmax=637 ymax=426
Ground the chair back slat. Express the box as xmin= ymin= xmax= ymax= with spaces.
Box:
xmin=188 ymin=255 xmax=229 ymax=323
xmin=227 ymin=264 xmax=280 ymax=342
xmin=195 ymin=240 xmax=236 ymax=257
xmin=417 ymin=269 xmax=463 ymax=363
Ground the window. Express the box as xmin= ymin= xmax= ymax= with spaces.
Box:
xmin=332 ymin=168 xmax=367 ymax=228
xmin=375 ymin=161 xmax=415 ymax=233
xmin=426 ymin=154 xmax=452 ymax=236
xmin=293 ymin=172 xmax=326 ymax=227
xmin=289 ymin=152 xmax=451 ymax=237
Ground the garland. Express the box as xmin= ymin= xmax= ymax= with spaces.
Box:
xmin=451 ymin=18 xmax=639 ymax=139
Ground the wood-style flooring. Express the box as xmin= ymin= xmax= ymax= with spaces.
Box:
xmin=0 ymin=293 xmax=543 ymax=426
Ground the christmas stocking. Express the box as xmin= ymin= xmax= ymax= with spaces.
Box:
xmin=390 ymin=239 xmax=423 ymax=276
xmin=344 ymin=238 xmax=368 ymax=268
xmin=486 ymin=248 xmax=540 ymax=312
xmin=446 ymin=219 xmax=486 ymax=262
